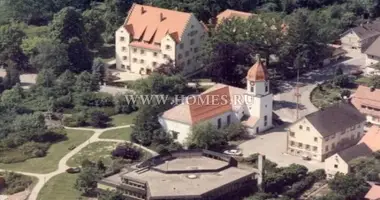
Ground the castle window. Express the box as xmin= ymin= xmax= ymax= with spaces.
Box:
xmin=265 ymin=84 xmax=269 ymax=92
xmin=227 ymin=115 xmax=231 ymax=125
xmin=250 ymin=87 xmax=254 ymax=93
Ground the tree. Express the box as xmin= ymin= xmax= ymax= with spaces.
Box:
xmin=74 ymin=166 xmax=102 ymax=194
xmin=21 ymin=36 xmax=52 ymax=57
xmin=92 ymin=58 xmax=106 ymax=84
xmin=328 ymin=173 xmax=370 ymax=200
xmin=111 ymin=143 xmax=141 ymax=160
xmin=0 ymin=24 xmax=28 ymax=70
xmin=187 ymin=122 xmax=228 ymax=151
xmin=50 ymin=7 xmax=87 ymax=44
xmin=89 ymin=110 xmax=110 ymax=128
xmin=114 ymin=93 xmax=137 ymax=114
xmin=99 ymin=190 xmax=126 ymax=200
xmin=223 ymin=123 xmax=248 ymax=141
xmin=133 ymin=73 xmax=189 ymax=96
xmin=83 ymin=8 xmax=106 ymax=49
xmin=368 ymin=75 xmax=380 ymax=89
xmin=154 ymin=59 xmax=183 ymax=76
xmin=30 ymin=39 xmax=69 ymax=74
xmin=67 ymin=37 xmax=93 ymax=73
xmin=36 ymin=68 xmax=56 ymax=88
xmin=3 ymin=67 xmax=21 ymax=90
xmin=55 ymin=70 xmax=77 ymax=94
xmin=75 ymin=71 xmax=99 ymax=92
xmin=1 ymin=84 xmax=24 ymax=107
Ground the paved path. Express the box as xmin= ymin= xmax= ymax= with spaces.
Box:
xmin=274 ymin=55 xmax=366 ymax=122
xmin=0 ymin=125 xmax=157 ymax=200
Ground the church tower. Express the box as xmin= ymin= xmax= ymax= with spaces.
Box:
xmin=244 ymin=54 xmax=273 ymax=133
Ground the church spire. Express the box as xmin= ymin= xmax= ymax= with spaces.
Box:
xmin=246 ymin=54 xmax=269 ymax=82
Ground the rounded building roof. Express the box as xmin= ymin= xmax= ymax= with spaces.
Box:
xmin=246 ymin=59 xmax=268 ymax=81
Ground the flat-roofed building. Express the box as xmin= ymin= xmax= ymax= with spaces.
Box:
xmin=115 ymin=3 xmax=207 ymax=76
xmin=97 ymin=150 xmax=259 ymax=200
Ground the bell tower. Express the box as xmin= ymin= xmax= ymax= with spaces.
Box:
xmin=246 ymin=54 xmax=270 ymax=97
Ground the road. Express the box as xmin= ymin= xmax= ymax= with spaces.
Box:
xmin=0 ymin=124 xmax=157 ymax=200
xmin=273 ymin=55 xmax=366 ymax=122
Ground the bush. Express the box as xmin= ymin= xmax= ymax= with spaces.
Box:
xmin=111 ymin=143 xmax=141 ymax=160
xmin=340 ymin=89 xmax=351 ymax=99
xmin=75 ymin=92 xmax=114 ymax=107
xmin=311 ymin=169 xmax=326 ymax=181
xmin=284 ymin=175 xmax=316 ymax=198
xmin=114 ymin=93 xmax=137 ymax=114
xmin=2 ymin=172 xmax=33 ymax=195
xmin=334 ymin=75 xmax=352 ymax=88
xmin=63 ymin=112 xmax=87 ymax=127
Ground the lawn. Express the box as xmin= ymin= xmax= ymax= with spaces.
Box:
xmin=0 ymin=129 xmax=93 ymax=173
xmin=38 ymin=173 xmax=82 ymax=200
xmin=310 ymin=83 xmax=355 ymax=108
xmin=110 ymin=112 xmax=137 ymax=126
xmin=99 ymin=127 xmax=132 ymax=141
xmin=67 ymin=141 xmax=119 ymax=167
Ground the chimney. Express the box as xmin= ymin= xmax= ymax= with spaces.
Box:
xmin=141 ymin=6 xmax=146 ymax=14
xmin=160 ymin=13 xmax=166 ymax=22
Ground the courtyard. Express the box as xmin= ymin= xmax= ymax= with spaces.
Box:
xmin=238 ymin=126 xmax=324 ymax=171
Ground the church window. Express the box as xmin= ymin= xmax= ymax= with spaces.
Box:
xmin=217 ymin=118 xmax=222 ymax=129
xmin=250 ymin=87 xmax=254 ymax=93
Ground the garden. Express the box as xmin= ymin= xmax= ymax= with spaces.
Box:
xmin=0 ymin=172 xmax=37 ymax=195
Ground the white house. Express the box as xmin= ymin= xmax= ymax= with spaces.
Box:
xmin=115 ymin=3 xmax=208 ymax=76
xmin=364 ymin=36 xmax=380 ymax=66
xmin=159 ymin=57 xmax=273 ymax=144
xmin=340 ymin=20 xmax=380 ymax=53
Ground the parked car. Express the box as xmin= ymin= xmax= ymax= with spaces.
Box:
xmin=223 ymin=149 xmax=243 ymax=156
xmin=66 ymin=167 xmax=81 ymax=174
xmin=302 ymin=155 xmax=311 ymax=161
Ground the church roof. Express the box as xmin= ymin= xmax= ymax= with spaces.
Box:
xmin=161 ymin=84 xmax=245 ymax=125
xmin=246 ymin=59 xmax=269 ymax=82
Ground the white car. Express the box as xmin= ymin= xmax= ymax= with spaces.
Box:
xmin=223 ymin=149 xmax=243 ymax=156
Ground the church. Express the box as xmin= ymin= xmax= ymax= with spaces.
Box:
xmin=158 ymin=56 xmax=273 ymax=144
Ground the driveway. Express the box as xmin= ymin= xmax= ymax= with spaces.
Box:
xmin=273 ymin=55 xmax=366 ymax=123
xmin=238 ymin=127 xmax=324 ymax=171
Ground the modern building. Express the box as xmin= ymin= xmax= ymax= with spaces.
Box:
xmin=97 ymin=150 xmax=262 ymax=200
xmin=365 ymin=184 xmax=380 ymax=200
xmin=159 ymin=56 xmax=273 ymax=144
xmin=364 ymin=36 xmax=380 ymax=66
xmin=324 ymin=125 xmax=380 ymax=178
xmin=286 ymin=102 xmax=366 ymax=161
xmin=215 ymin=9 xmax=254 ymax=26
xmin=340 ymin=20 xmax=380 ymax=52
xmin=115 ymin=3 xmax=208 ymax=75
xmin=352 ymin=85 xmax=380 ymax=125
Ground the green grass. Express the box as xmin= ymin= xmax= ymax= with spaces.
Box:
xmin=311 ymin=85 xmax=342 ymax=108
xmin=0 ymin=129 xmax=94 ymax=173
xmin=355 ymin=76 xmax=371 ymax=86
xmin=110 ymin=112 xmax=137 ymax=126
xmin=24 ymin=25 xmax=49 ymax=38
xmin=38 ymin=173 xmax=82 ymax=200
xmin=99 ymin=127 xmax=132 ymax=141
xmin=67 ymin=141 xmax=119 ymax=167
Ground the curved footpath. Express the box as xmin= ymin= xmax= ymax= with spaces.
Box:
xmin=0 ymin=124 xmax=157 ymax=200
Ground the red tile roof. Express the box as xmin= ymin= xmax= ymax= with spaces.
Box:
xmin=246 ymin=59 xmax=268 ymax=81
xmin=359 ymin=125 xmax=380 ymax=152
xmin=366 ymin=184 xmax=380 ymax=200
xmin=189 ymin=86 xmax=233 ymax=124
xmin=352 ymin=85 xmax=380 ymax=117
xmin=216 ymin=9 xmax=254 ymax=25
xmin=124 ymin=4 xmax=191 ymax=45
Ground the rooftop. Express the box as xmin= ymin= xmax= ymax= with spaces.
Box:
xmin=366 ymin=184 xmax=380 ymax=200
xmin=216 ymin=9 xmax=254 ymax=25
xmin=352 ymin=85 xmax=380 ymax=117
xmin=339 ymin=143 xmax=372 ymax=162
xmin=152 ymin=157 xmax=229 ymax=172
xmin=359 ymin=125 xmax=380 ymax=152
xmin=124 ymin=4 xmax=192 ymax=44
xmin=246 ymin=58 xmax=269 ymax=82
xmin=161 ymin=83 xmax=246 ymax=124
xmin=304 ymin=102 xmax=366 ymax=137
xmin=365 ymin=36 xmax=380 ymax=57
xmin=346 ymin=20 xmax=380 ymax=40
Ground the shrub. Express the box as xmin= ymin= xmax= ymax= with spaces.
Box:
xmin=311 ymin=169 xmax=326 ymax=181
xmin=223 ymin=123 xmax=248 ymax=141
xmin=18 ymin=142 xmax=50 ymax=158
xmin=114 ymin=93 xmax=137 ymax=114
xmin=340 ymin=89 xmax=351 ymax=99
xmin=284 ymin=175 xmax=316 ymax=198
xmin=63 ymin=112 xmax=87 ymax=127
xmin=75 ymin=92 xmax=114 ymax=107
xmin=2 ymin=172 xmax=33 ymax=195
xmin=111 ymin=143 xmax=141 ymax=160
xmin=334 ymin=75 xmax=352 ymax=88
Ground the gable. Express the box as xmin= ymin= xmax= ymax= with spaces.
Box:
xmin=289 ymin=118 xmax=324 ymax=138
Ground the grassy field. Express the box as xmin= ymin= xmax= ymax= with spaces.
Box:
xmin=110 ymin=112 xmax=137 ymax=126
xmin=99 ymin=127 xmax=132 ymax=141
xmin=67 ymin=141 xmax=119 ymax=167
xmin=0 ymin=129 xmax=93 ymax=173
xmin=38 ymin=173 xmax=83 ymax=200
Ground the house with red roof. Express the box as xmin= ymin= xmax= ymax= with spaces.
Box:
xmin=366 ymin=184 xmax=380 ymax=200
xmin=352 ymin=85 xmax=380 ymax=125
xmin=159 ymin=55 xmax=273 ymax=144
xmin=115 ymin=4 xmax=208 ymax=75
